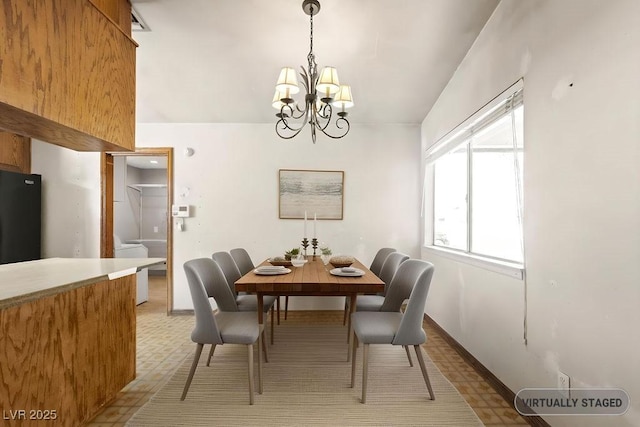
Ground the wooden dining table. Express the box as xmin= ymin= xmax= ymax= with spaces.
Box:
xmin=234 ymin=256 xmax=384 ymax=361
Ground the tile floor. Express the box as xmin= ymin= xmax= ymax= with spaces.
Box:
xmin=88 ymin=276 xmax=530 ymax=426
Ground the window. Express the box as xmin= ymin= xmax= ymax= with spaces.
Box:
xmin=426 ymin=81 xmax=524 ymax=264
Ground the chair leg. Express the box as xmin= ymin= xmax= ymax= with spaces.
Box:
xmin=361 ymin=343 xmax=369 ymax=404
xmin=206 ymin=344 xmax=216 ymax=366
xmin=257 ymin=333 xmax=263 ymax=394
xmin=261 ymin=327 xmax=269 ymax=363
xmin=414 ymin=345 xmax=435 ymax=400
xmin=404 ymin=345 xmax=413 ymax=367
xmin=343 ymin=298 xmax=349 ymax=325
xmin=285 ymin=296 xmax=289 ymax=320
xmin=350 ymin=333 xmax=358 ymax=388
xmin=270 ymin=305 xmax=275 ymax=345
xmin=247 ymin=344 xmax=255 ymax=405
xmin=276 ymin=296 xmax=281 ymax=325
xmin=181 ymin=343 xmax=204 ymax=401
xmin=346 ymin=306 xmax=352 ymax=342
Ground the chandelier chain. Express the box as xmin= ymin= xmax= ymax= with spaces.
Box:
xmin=307 ymin=4 xmax=316 ymax=72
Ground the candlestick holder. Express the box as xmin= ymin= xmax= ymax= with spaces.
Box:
xmin=301 ymin=238 xmax=309 ymax=257
xmin=311 ymin=238 xmax=318 ymax=259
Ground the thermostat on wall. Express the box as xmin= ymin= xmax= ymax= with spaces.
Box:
xmin=172 ymin=204 xmax=190 ymax=217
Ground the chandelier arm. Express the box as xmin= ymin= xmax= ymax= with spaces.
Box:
xmin=313 ymin=104 xmax=333 ymax=132
xmin=276 ymin=102 xmax=312 ymax=138
xmin=314 ymin=117 xmax=350 ymax=139
xmin=276 ymin=118 xmax=310 ymax=139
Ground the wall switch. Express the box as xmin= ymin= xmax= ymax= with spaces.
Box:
xmin=558 ymin=371 xmax=570 ymax=397
xmin=153 ymin=226 xmax=159 ymax=233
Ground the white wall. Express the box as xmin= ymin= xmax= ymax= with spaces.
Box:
xmin=136 ymin=123 xmax=421 ymax=310
xmin=138 ymin=169 xmax=168 ymax=240
xmin=114 ymin=165 xmax=168 ymax=242
xmin=115 ymin=165 xmax=142 ymax=243
xmin=421 ymin=1 xmax=640 ymax=426
xmin=31 ymin=140 xmax=101 ymax=258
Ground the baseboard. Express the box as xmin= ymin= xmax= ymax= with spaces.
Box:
xmin=423 ymin=314 xmax=551 ymax=427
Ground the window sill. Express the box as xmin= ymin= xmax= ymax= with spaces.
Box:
xmin=423 ymin=246 xmax=524 ymax=280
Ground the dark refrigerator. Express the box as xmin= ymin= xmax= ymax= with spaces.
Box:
xmin=0 ymin=170 xmax=42 ymax=264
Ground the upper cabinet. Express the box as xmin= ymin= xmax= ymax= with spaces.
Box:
xmin=0 ymin=0 xmax=137 ymax=152
xmin=0 ymin=132 xmax=30 ymax=173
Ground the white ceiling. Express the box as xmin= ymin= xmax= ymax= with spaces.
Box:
xmin=131 ymin=0 xmax=499 ymax=125
xmin=126 ymin=156 xmax=167 ymax=169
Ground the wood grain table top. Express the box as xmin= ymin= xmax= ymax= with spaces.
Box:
xmin=235 ymin=256 xmax=384 ymax=295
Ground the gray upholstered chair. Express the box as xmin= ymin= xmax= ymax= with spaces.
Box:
xmin=343 ymin=247 xmax=397 ymax=326
xmin=344 ymin=251 xmax=410 ymax=343
xmin=355 ymin=251 xmax=409 ymax=312
xmin=230 ymin=247 xmax=283 ymax=325
xmin=350 ymin=259 xmax=436 ymax=404
xmin=182 ymin=258 xmax=264 ymax=404
xmin=187 ymin=257 xmax=269 ymax=363
xmin=212 ymin=251 xmax=277 ymax=344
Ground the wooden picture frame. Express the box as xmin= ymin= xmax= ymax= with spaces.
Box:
xmin=279 ymin=169 xmax=344 ymax=220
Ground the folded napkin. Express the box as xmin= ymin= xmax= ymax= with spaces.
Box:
xmin=341 ymin=267 xmax=357 ymax=273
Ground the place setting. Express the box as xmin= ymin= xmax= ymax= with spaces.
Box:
xmin=329 ymin=266 xmax=365 ymax=277
xmin=254 ymin=265 xmax=291 ymax=276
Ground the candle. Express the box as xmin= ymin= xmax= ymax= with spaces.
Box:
xmin=304 ymin=210 xmax=308 ymax=237
xmin=314 ymin=213 xmax=317 ymax=238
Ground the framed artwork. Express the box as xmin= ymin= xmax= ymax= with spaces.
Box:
xmin=279 ymin=169 xmax=344 ymax=220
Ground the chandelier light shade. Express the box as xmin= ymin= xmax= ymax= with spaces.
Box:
xmin=275 ymin=67 xmax=300 ymax=97
xmin=273 ymin=0 xmax=353 ymax=143
xmin=333 ymin=85 xmax=354 ymax=111
xmin=317 ymin=67 xmax=340 ymax=97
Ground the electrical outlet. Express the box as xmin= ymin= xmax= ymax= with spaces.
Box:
xmin=558 ymin=371 xmax=570 ymax=398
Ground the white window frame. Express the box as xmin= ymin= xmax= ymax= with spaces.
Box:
xmin=423 ymin=80 xmax=525 ymax=279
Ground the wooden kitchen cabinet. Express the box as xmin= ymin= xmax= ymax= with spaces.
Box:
xmin=0 ymin=132 xmax=30 ymax=173
xmin=0 ymin=0 xmax=137 ymax=152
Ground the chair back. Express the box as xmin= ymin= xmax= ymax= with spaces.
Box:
xmin=212 ymin=251 xmax=242 ymax=296
xmin=380 ymin=259 xmax=431 ymax=313
xmin=378 ymin=252 xmax=409 ymax=295
xmin=391 ymin=260 xmax=434 ymax=346
xmin=187 ymin=257 xmax=239 ymax=311
xmin=369 ymin=247 xmax=396 ymax=276
xmin=230 ymin=248 xmax=255 ymax=276
xmin=184 ymin=259 xmax=224 ymax=345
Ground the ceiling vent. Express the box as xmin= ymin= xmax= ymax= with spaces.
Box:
xmin=131 ymin=7 xmax=149 ymax=31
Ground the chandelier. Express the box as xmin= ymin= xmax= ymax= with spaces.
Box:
xmin=272 ymin=0 xmax=354 ymax=144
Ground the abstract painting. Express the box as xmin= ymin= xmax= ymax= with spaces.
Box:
xmin=279 ymin=169 xmax=344 ymax=220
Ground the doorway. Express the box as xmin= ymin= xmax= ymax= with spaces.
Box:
xmin=101 ymin=148 xmax=174 ymax=314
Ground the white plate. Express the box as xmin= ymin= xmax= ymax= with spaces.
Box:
xmin=254 ymin=268 xmax=291 ymax=276
xmin=330 ymin=268 xmax=365 ymax=277
xmin=256 ymin=266 xmax=287 ymax=271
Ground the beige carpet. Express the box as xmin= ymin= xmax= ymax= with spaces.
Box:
xmin=127 ymin=324 xmax=483 ymax=426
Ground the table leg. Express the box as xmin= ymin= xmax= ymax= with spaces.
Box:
xmin=257 ymin=292 xmax=264 ymax=325
xmin=347 ymin=293 xmax=357 ymax=362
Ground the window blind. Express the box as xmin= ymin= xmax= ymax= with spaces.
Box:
xmin=425 ymin=79 xmax=524 ymax=163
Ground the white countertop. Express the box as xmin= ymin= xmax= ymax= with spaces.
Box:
xmin=0 ymin=257 xmax=166 ymax=309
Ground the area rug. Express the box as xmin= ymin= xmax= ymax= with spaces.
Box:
xmin=127 ymin=324 xmax=483 ymax=426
